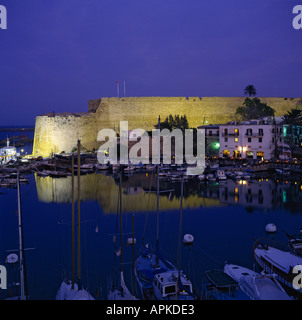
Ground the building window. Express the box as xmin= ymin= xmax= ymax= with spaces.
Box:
xmin=209 ymin=130 xmax=212 ymax=136
xmin=235 ymin=137 xmax=238 ymax=142
xmin=235 ymin=128 xmax=239 ymax=136
xmin=272 ymin=137 xmax=275 ymax=143
xmin=223 ymin=150 xmax=230 ymax=158
xmin=246 ymin=128 xmax=252 ymax=136
xmin=257 ymin=151 xmax=264 ymax=160
xmin=248 ymin=137 xmax=251 ymax=143
xmin=259 ymin=128 xmax=263 ymax=136
xmin=224 ymin=128 xmax=228 ymax=135
xmin=246 ymin=151 xmax=254 ymax=159
xmin=233 ymin=150 xmax=240 ymax=158
xmin=224 ymin=137 xmax=228 ymax=142
xmin=259 ymin=138 xmax=262 ymax=143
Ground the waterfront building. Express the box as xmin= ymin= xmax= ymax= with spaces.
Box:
xmin=197 ymin=124 xmax=220 ymax=157
xmin=218 ymin=120 xmax=289 ymax=160
xmin=0 ymin=138 xmax=18 ymax=164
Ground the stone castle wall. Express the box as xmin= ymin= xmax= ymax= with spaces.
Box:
xmin=33 ymin=97 xmax=301 ymax=156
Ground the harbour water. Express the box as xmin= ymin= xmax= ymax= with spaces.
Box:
xmin=1 ymin=161 xmax=302 ymax=300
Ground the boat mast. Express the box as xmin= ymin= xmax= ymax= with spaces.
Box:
xmin=17 ymin=169 xmax=28 ymax=300
xmin=119 ymin=170 xmax=125 ymax=297
xmin=156 ymin=115 xmax=160 ymax=265
xmin=77 ymin=139 xmax=81 ymax=289
xmin=132 ymin=213 xmax=135 ymax=296
xmin=119 ymin=171 xmax=123 ymax=275
xmin=71 ymin=154 xmax=75 ymax=289
xmin=176 ymin=174 xmax=184 ymax=300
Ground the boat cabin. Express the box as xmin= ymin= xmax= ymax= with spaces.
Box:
xmin=215 ymin=169 xmax=226 ymax=180
xmin=289 ymin=238 xmax=302 ymax=257
xmin=152 ymin=270 xmax=193 ymax=300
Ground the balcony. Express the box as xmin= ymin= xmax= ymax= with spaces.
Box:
xmin=245 ymin=133 xmax=264 ymax=137
xmin=221 ymin=133 xmax=239 ymax=137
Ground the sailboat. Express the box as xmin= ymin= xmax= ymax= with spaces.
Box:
xmin=151 ymin=175 xmax=196 ymax=300
xmin=56 ymin=140 xmax=94 ymax=300
xmin=5 ymin=169 xmax=29 ymax=300
xmin=108 ymin=171 xmax=137 ymax=300
xmin=134 ymin=119 xmax=195 ymax=300
xmin=134 ymin=118 xmax=175 ymax=300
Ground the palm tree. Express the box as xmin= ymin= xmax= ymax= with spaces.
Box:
xmin=244 ymin=85 xmax=257 ymax=97
xmin=282 ymin=109 xmax=302 ymax=125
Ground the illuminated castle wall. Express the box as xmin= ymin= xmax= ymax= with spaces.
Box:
xmin=33 ymin=97 xmax=301 ymax=156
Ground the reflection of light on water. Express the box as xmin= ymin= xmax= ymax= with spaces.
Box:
xmin=34 ymin=173 xmax=222 ymax=214
xmin=34 ymin=173 xmax=302 ymax=213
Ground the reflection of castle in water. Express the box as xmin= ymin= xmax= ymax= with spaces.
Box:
xmin=34 ymin=173 xmax=302 ymax=213
xmin=34 ymin=173 xmax=222 ymax=214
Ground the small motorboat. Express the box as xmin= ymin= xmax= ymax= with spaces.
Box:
xmin=215 ymin=170 xmax=227 ymax=180
xmin=203 ymin=269 xmax=251 ymax=300
xmin=198 ymin=174 xmax=205 ymax=180
xmin=224 ymin=263 xmax=291 ymax=300
xmin=206 ymin=174 xmax=216 ymax=182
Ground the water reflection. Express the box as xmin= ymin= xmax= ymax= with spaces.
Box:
xmin=219 ymin=179 xmax=302 ymax=213
xmin=34 ymin=172 xmax=302 ymax=214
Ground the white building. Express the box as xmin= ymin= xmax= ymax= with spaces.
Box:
xmin=218 ymin=120 xmax=289 ymax=160
xmin=0 ymin=138 xmax=18 ymax=164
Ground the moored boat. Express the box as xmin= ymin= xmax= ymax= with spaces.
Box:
xmin=224 ymin=263 xmax=291 ymax=300
xmin=152 ymin=269 xmax=195 ymax=300
xmin=202 ymin=269 xmax=250 ymax=300
xmin=284 ymin=232 xmax=302 ymax=257
xmin=253 ymin=239 xmax=302 ymax=299
xmin=215 ymin=169 xmax=226 ymax=180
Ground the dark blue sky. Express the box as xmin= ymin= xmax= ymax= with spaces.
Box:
xmin=0 ymin=0 xmax=301 ymax=126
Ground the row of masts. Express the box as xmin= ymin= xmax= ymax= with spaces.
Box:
xmin=11 ymin=118 xmax=186 ymax=300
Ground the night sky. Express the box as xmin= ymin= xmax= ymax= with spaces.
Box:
xmin=0 ymin=0 xmax=301 ymax=126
